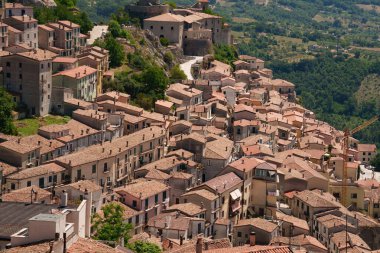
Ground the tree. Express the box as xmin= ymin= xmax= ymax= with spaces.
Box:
xmin=0 ymin=88 xmax=17 ymax=135
xmin=169 ymin=65 xmax=186 ymax=83
xmin=96 ymin=35 xmax=125 ymax=67
xmin=128 ymin=241 xmax=161 ymax=253
xmin=92 ymin=203 xmax=132 ymax=244
xmin=371 ymin=153 xmax=380 ymax=172
xmin=109 ymin=20 xmax=123 ymax=38
xmin=160 ymin=37 xmax=169 ymax=47
xmin=141 ymin=65 xmax=169 ymax=98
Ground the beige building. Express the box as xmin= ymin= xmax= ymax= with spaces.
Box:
xmin=5 ymin=162 xmax=65 ymax=191
xmin=233 ymin=218 xmax=279 ymax=246
xmin=2 ymin=49 xmax=56 ymax=116
xmin=357 ymin=144 xmax=377 ymax=164
xmin=0 ymin=139 xmax=40 ymax=168
xmin=53 ymin=65 xmax=98 ymax=101
xmin=0 ymin=22 xmax=9 ymax=50
xmin=4 ymin=15 xmax=38 ymax=48
xmin=144 ymin=13 xmax=184 ymax=47
xmin=4 ymin=3 xmax=33 ymax=18
xmin=41 ymin=21 xmax=86 ymax=56
xmin=77 ymin=46 xmax=109 ymax=94
xmin=55 ymin=126 xmax=165 ymax=187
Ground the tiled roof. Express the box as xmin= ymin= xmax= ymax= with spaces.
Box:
xmin=3 ymin=242 xmax=51 ymax=253
xmin=115 ymin=179 xmax=169 ymax=199
xmin=147 ymin=212 xmax=190 ymax=231
xmin=67 ymin=180 xmax=102 ymax=193
xmin=275 ymin=212 xmax=309 ymax=231
xmin=167 ymin=202 xmax=206 ymax=216
xmin=53 ymin=56 xmax=78 ymax=63
xmin=68 ymin=237 xmax=125 ymax=253
xmin=330 ymin=231 xmax=370 ymax=251
xmin=53 ymin=65 xmax=97 ymax=79
xmin=0 ymin=161 xmax=17 ymax=176
xmin=228 ymin=157 xmax=265 ymax=172
xmin=167 ymin=238 xmax=231 ymax=253
xmin=56 ymin=126 xmax=164 ymax=167
xmin=18 ymin=135 xmax=65 ymax=155
xmin=270 ymin=235 xmax=326 ymax=250
xmin=16 ymin=48 xmax=57 ymax=61
xmin=145 ymin=168 xmax=172 ymax=180
xmin=6 ymin=162 xmax=65 ymax=180
xmin=0 ymin=139 xmax=39 ymax=154
xmin=166 ymin=149 xmax=194 ymax=159
xmin=204 ymin=138 xmax=233 ymax=160
xmin=205 ymin=245 xmax=291 ymax=253
xmin=56 ymin=119 xmax=99 ymax=143
xmin=242 ymin=144 xmax=274 ymax=157
xmin=182 ymin=189 xmax=218 ymax=200
xmin=235 ymin=218 xmax=278 ymax=232
xmin=233 ymin=119 xmax=260 ymax=127
xmin=357 ymin=143 xmax=377 ymax=152
xmin=1 ymin=186 xmax=51 ymax=203
xmin=294 ymin=190 xmax=339 ymax=209
xmin=145 ymin=13 xmax=185 ymax=22
xmin=202 ymin=172 xmax=242 ymax=194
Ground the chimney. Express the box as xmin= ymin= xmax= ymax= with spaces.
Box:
xmin=249 ymin=231 xmax=256 ymax=246
xmin=242 ymin=159 xmax=245 ymax=164
xmin=180 ymin=235 xmax=184 ymax=246
xmin=61 ymin=190 xmax=68 ymax=207
xmin=196 ymin=238 xmax=203 ymax=253
xmin=173 ymin=158 xmax=175 ymax=164
xmin=49 ymin=141 xmax=52 ymax=147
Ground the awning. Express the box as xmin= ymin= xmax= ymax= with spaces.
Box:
xmin=230 ymin=189 xmax=242 ymax=200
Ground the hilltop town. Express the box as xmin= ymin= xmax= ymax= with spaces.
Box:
xmin=0 ymin=0 xmax=379 ymax=253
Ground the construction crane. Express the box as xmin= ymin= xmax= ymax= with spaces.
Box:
xmin=341 ymin=115 xmax=379 ymax=207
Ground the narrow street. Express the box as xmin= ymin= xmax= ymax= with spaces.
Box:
xmin=180 ymin=56 xmax=203 ymax=80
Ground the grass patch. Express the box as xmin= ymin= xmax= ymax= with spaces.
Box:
xmin=313 ymin=14 xmax=334 ymax=23
xmin=356 ymin=4 xmax=380 ymax=13
xmin=232 ymin=17 xmax=256 ymax=23
xmin=15 ymin=115 xmax=70 ymax=136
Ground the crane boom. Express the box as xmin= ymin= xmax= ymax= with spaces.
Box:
xmin=341 ymin=115 xmax=379 ymax=207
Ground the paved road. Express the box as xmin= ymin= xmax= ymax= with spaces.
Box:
xmin=180 ymin=56 xmax=203 ymax=80
xmin=87 ymin=25 xmax=109 ymax=45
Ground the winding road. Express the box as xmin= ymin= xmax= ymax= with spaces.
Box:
xmin=180 ymin=56 xmax=203 ymax=80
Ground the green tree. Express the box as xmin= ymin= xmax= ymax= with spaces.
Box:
xmin=141 ymin=65 xmax=169 ymax=98
xmin=96 ymin=36 xmax=125 ymax=67
xmin=0 ymin=88 xmax=17 ymax=135
xmin=169 ymin=65 xmax=186 ymax=83
xmin=371 ymin=153 xmax=380 ymax=172
xmin=128 ymin=241 xmax=161 ymax=253
xmin=160 ymin=37 xmax=169 ymax=47
xmin=109 ymin=20 xmax=123 ymax=38
xmin=92 ymin=203 xmax=132 ymax=244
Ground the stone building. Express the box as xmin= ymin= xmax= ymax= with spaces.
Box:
xmin=2 ymin=48 xmax=56 ymax=116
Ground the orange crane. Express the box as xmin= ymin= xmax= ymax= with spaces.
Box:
xmin=341 ymin=115 xmax=379 ymax=207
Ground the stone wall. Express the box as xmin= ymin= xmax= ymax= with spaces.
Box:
xmin=183 ymin=38 xmax=212 ymax=56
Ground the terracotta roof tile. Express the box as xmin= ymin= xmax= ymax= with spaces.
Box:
xmin=115 ymin=179 xmax=169 ymax=199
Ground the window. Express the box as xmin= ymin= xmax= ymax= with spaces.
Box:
xmin=155 ymin=194 xmax=158 ymax=203
xmin=49 ymin=175 xmax=52 ymax=183
xmin=132 ymin=200 xmax=137 ymax=207
xmin=150 ymin=142 xmax=153 ymax=149
xmin=11 ymin=183 xmax=15 ymax=190
xmin=161 ymin=26 xmax=163 ymax=30
xmin=163 ymin=191 xmax=167 ymax=200
xmin=351 ymin=193 xmax=357 ymax=199
xmin=103 ymin=163 xmax=108 ymax=172
xmin=6 ymin=61 xmax=10 ymax=67
xmin=41 ymin=63 xmax=44 ymax=69
xmin=145 ymin=198 xmax=149 ymax=208
xmin=6 ymin=72 xmax=10 ymax=78
xmin=27 ymin=181 xmax=31 ymax=187
xmin=369 ymin=152 xmax=372 ymax=156
xmin=92 ymin=164 xmax=96 ymax=174
xmin=237 ymin=232 xmax=242 ymax=237
xmin=19 ymin=63 xmax=22 ymax=68
xmin=19 ymin=74 xmax=22 ymax=79
xmin=171 ymin=26 xmax=174 ymax=30
xmin=222 ymin=197 xmax=225 ymax=204
xmin=150 ymin=26 xmax=153 ymax=29
xmin=237 ymin=128 xmax=241 ymax=135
